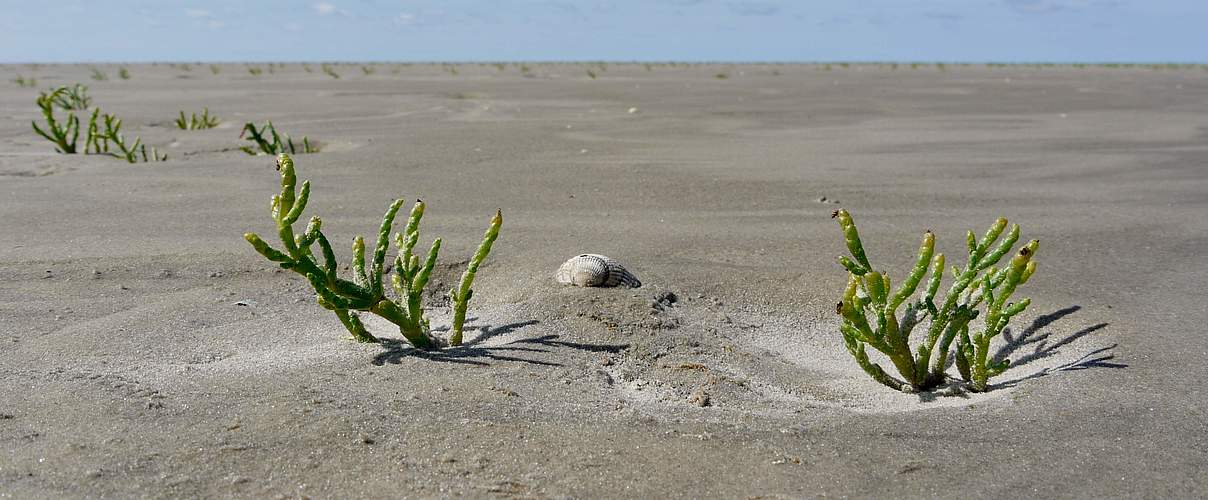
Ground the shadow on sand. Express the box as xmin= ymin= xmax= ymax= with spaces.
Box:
xmin=992 ymin=305 xmax=1126 ymax=388
xmin=372 ymin=319 xmax=629 ymax=367
xmin=917 ymin=305 xmax=1124 ymax=400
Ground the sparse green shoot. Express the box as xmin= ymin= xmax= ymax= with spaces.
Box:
xmin=49 ymin=84 xmax=91 ymax=110
xmin=12 ymin=75 xmax=37 ymax=87
xmin=174 ymin=108 xmax=220 ymax=130
xmin=98 ymin=112 xmax=167 ymax=163
xmin=240 ymin=121 xmax=318 ymax=155
xmin=32 ymin=88 xmax=80 ymax=153
xmin=322 ymin=64 xmax=340 ymax=79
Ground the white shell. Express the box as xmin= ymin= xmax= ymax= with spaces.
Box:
xmin=555 ymin=254 xmax=640 ymax=288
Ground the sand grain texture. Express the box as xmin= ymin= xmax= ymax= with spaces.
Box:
xmin=1 ymin=63 xmax=1206 ymax=498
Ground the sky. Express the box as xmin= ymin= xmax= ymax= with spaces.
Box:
xmin=1 ymin=0 xmax=1205 ymax=63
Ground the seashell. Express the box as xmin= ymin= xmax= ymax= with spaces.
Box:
xmin=555 ymin=254 xmax=641 ymax=288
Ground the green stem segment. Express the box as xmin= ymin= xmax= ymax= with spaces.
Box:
xmin=449 ymin=210 xmax=503 ymax=346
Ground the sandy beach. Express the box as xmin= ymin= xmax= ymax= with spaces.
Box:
xmin=1 ymin=63 xmax=1206 ymax=498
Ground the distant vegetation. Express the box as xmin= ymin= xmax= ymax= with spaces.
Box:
xmin=174 ymin=108 xmax=220 ymax=130
xmin=32 ymin=85 xmax=165 ymax=163
xmin=50 ymin=84 xmax=91 ymax=110
xmin=12 ymin=75 xmax=37 ymax=87
xmin=240 ymin=121 xmax=318 ymax=155
xmin=321 ymin=63 xmax=340 ymax=79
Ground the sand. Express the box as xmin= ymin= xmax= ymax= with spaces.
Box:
xmin=1 ymin=62 xmax=1206 ymax=498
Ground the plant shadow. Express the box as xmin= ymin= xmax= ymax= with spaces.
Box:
xmin=918 ymin=305 xmax=1125 ymax=399
xmin=372 ymin=319 xmax=629 ymax=367
xmin=991 ymin=305 xmax=1126 ymax=389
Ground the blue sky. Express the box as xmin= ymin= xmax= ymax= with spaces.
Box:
xmin=1 ymin=0 xmax=1205 ymax=62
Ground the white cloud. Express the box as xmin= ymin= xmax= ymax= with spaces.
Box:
xmin=184 ymin=8 xmax=211 ymax=18
xmin=395 ymin=12 xmax=416 ymax=25
xmin=313 ymin=2 xmax=349 ymax=16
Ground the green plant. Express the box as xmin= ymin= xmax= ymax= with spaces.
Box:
xmin=244 ymin=154 xmax=503 ymax=348
xmin=240 ymin=121 xmax=317 ymax=155
xmin=32 ymin=88 xmax=80 ymax=153
xmin=12 ymin=74 xmax=37 ymax=87
xmin=449 ymin=209 xmax=502 ymax=345
xmin=175 ymin=108 xmax=220 ymax=130
xmin=49 ymin=84 xmax=91 ymax=110
xmin=321 ymin=64 xmax=340 ymax=79
xmin=85 ymin=108 xmax=106 ymax=154
xmin=714 ymin=72 xmax=729 ymax=79
xmin=210 ymin=64 xmax=221 ymax=75
xmin=586 ymin=69 xmax=597 ymax=79
xmin=90 ymin=67 xmax=108 ymax=81
xmin=361 ymin=65 xmax=375 ymax=76
xmin=98 ymin=112 xmax=167 ymax=163
xmin=119 ymin=67 xmax=131 ymax=80
xmin=832 ymin=209 xmax=1039 ymax=393
xmin=247 ymin=66 xmax=263 ymax=76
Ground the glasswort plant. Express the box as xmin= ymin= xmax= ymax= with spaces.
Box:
xmin=240 ymin=121 xmax=317 ymax=155
xmin=12 ymin=75 xmax=37 ymax=88
xmin=49 ymin=84 xmax=92 ymax=110
xmin=832 ymin=209 xmax=1039 ymax=392
xmin=244 ymin=154 xmax=503 ymax=349
xmin=98 ymin=112 xmax=167 ymax=163
xmin=175 ymin=108 xmax=220 ymax=130
xmin=32 ymin=88 xmax=80 ymax=153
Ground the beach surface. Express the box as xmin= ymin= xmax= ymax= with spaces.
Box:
xmin=1 ymin=63 xmax=1206 ymax=498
